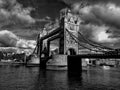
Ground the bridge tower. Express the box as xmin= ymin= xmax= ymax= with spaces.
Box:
xmin=39 ymin=9 xmax=82 ymax=70
xmin=60 ymin=9 xmax=81 ymax=55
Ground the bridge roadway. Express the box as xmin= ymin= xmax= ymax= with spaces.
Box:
xmin=69 ymin=54 xmax=120 ymax=58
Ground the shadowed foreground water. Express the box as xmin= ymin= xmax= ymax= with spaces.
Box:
xmin=0 ymin=65 xmax=120 ymax=90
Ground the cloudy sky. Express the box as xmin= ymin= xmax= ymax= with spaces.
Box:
xmin=0 ymin=0 xmax=66 ymax=40
xmin=64 ymin=0 xmax=120 ymax=49
xmin=0 ymin=0 xmax=67 ymax=48
xmin=1 ymin=0 xmax=120 ymax=49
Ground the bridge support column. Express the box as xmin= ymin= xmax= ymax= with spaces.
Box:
xmin=39 ymin=40 xmax=46 ymax=69
xmin=67 ymin=55 xmax=82 ymax=76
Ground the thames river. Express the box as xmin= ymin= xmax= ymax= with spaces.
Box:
xmin=0 ymin=65 xmax=120 ymax=90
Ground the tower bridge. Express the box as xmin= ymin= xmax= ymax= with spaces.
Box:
xmin=37 ymin=8 xmax=120 ymax=72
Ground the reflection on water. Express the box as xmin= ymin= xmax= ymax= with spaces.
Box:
xmin=0 ymin=66 xmax=120 ymax=90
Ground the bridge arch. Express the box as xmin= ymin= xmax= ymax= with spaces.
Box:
xmin=66 ymin=48 xmax=77 ymax=55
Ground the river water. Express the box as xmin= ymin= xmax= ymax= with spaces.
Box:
xmin=0 ymin=65 xmax=120 ymax=90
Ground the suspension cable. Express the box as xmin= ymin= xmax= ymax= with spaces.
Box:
xmin=78 ymin=31 xmax=114 ymax=51
xmin=66 ymin=29 xmax=106 ymax=53
xmin=64 ymin=17 xmax=114 ymax=51
xmin=78 ymin=32 xmax=108 ymax=51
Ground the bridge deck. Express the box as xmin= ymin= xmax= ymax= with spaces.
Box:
xmin=68 ymin=54 xmax=120 ymax=58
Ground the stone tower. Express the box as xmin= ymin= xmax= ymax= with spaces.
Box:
xmin=62 ymin=10 xmax=81 ymax=55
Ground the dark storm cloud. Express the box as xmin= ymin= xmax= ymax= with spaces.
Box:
xmin=0 ymin=0 xmax=35 ymax=28
xmin=75 ymin=3 xmax=120 ymax=28
xmin=0 ymin=0 xmax=40 ymax=45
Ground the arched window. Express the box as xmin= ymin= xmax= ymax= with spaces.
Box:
xmin=66 ymin=48 xmax=76 ymax=55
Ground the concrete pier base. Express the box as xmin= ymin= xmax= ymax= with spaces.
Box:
xmin=46 ymin=54 xmax=67 ymax=70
